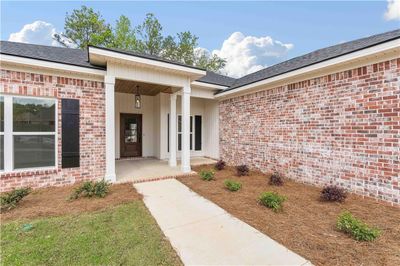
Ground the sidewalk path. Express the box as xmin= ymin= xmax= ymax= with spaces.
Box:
xmin=134 ymin=179 xmax=311 ymax=266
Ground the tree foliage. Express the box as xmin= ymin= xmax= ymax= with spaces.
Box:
xmin=54 ymin=6 xmax=113 ymax=49
xmin=54 ymin=6 xmax=226 ymax=72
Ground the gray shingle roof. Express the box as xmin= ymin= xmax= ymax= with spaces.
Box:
xmin=0 ymin=41 xmax=104 ymax=70
xmin=196 ymin=71 xmax=236 ymax=87
xmin=2 ymin=28 xmax=399 ymax=92
xmin=221 ymin=28 xmax=400 ymax=93
xmin=0 ymin=41 xmax=234 ymax=86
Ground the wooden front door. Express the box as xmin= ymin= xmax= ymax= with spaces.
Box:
xmin=120 ymin=113 xmax=142 ymax=157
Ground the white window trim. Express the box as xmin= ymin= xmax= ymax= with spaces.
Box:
xmin=0 ymin=94 xmax=58 ymax=173
xmin=177 ymin=115 xmax=196 ymax=152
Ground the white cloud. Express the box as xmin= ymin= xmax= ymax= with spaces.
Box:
xmin=210 ymin=32 xmax=293 ymax=78
xmin=8 ymin=21 xmax=60 ymax=46
xmin=384 ymin=0 xmax=400 ymax=20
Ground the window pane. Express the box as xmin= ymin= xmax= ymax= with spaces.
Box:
xmin=0 ymin=135 xmax=3 ymax=170
xmin=0 ymin=96 xmax=3 ymax=132
xmin=178 ymin=133 xmax=182 ymax=151
xmin=14 ymin=135 xmax=55 ymax=169
xmin=178 ymin=115 xmax=182 ymax=132
xmin=13 ymin=98 xmax=56 ymax=132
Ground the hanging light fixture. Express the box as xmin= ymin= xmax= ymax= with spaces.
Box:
xmin=135 ymin=85 xmax=141 ymax=109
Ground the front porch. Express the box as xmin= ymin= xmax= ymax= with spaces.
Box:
xmin=116 ymin=157 xmax=217 ymax=183
xmin=92 ymin=47 xmax=222 ymax=183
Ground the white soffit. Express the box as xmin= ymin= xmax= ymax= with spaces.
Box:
xmin=191 ymin=81 xmax=228 ymax=90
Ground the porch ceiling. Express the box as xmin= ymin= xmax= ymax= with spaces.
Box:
xmin=115 ymin=79 xmax=177 ymax=96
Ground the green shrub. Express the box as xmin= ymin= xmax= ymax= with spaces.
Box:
xmin=0 ymin=187 xmax=31 ymax=211
xmin=336 ymin=211 xmax=380 ymax=241
xmin=70 ymin=180 xmax=110 ymax=200
xmin=199 ymin=170 xmax=215 ymax=181
xmin=259 ymin=192 xmax=286 ymax=212
xmin=224 ymin=179 xmax=242 ymax=191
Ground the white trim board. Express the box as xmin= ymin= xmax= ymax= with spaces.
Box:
xmin=89 ymin=46 xmax=206 ymax=78
xmin=0 ymin=54 xmax=106 ymax=79
xmin=215 ymin=38 xmax=400 ymax=99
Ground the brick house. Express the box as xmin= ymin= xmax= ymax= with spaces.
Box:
xmin=0 ymin=29 xmax=399 ymax=205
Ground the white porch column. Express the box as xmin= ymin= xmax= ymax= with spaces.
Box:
xmin=104 ymin=75 xmax=116 ymax=182
xmin=181 ymin=81 xmax=191 ymax=173
xmin=169 ymin=93 xmax=177 ymax=167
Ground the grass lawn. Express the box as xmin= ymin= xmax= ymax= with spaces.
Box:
xmin=179 ymin=165 xmax=400 ymax=266
xmin=1 ymin=184 xmax=181 ymax=266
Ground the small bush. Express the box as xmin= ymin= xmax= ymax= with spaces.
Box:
xmin=215 ymin=160 xmax=226 ymax=171
xmin=236 ymin=165 xmax=249 ymax=176
xmin=321 ymin=185 xmax=347 ymax=202
xmin=0 ymin=187 xmax=31 ymax=212
xmin=269 ymin=172 xmax=284 ymax=186
xmin=70 ymin=180 xmax=110 ymax=200
xmin=259 ymin=192 xmax=287 ymax=212
xmin=224 ymin=179 xmax=242 ymax=191
xmin=337 ymin=211 xmax=380 ymax=241
xmin=199 ymin=170 xmax=215 ymax=181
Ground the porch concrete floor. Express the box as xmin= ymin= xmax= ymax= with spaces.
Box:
xmin=116 ymin=157 xmax=217 ymax=182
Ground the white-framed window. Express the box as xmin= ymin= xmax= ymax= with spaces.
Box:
xmin=1 ymin=95 xmax=57 ymax=172
xmin=167 ymin=114 xmax=202 ymax=152
xmin=177 ymin=115 xmax=194 ymax=151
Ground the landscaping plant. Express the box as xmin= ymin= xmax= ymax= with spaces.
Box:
xmin=70 ymin=180 xmax=110 ymax=200
xmin=224 ymin=179 xmax=242 ymax=191
xmin=269 ymin=171 xmax=284 ymax=186
xmin=199 ymin=170 xmax=215 ymax=181
xmin=236 ymin=165 xmax=249 ymax=176
xmin=336 ymin=211 xmax=380 ymax=241
xmin=214 ymin=160 xmax=226 ymax=171
xmin=321 ymin=185 xmax=347 ymax=202
xmin=259 ymin=192 xmax=286 ymax=212
xmin=0 ymin=187 xmax=31 ymax=212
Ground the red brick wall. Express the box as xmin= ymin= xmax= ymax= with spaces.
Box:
xmin=0 ymin=69 xmax=106 ymax=191
xmin=220 ymin=58 xmax=400 ymax=205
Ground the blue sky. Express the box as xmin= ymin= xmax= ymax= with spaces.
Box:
xmin=1 ymin=1 xmax=399 ymax=77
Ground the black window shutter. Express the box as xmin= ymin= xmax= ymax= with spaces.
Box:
xmin=195 ymin=115 xmax=202 ymax=151
xmin=62 ymin=99 xmax=80 ymax=168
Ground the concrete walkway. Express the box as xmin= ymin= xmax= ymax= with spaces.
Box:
xmin=134 ymin=179 xmax=311 ymax=265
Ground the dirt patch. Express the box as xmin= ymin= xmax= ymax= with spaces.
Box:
xmin=1 ymin=183 xmax=141 ymax=223
xmin=179 ymin=165 xmax=400 ymax=266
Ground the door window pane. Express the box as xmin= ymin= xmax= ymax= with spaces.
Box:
xmin=125 ymin=118 xmax=137 ymax=143
xmin=14 ymin=135 xmax=55 ymax=169
xmin=13 ymin=98 xmax=56 ymax=132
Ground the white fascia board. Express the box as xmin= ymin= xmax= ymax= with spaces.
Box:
xmin=89 ymin=47 xmax=207 ymax=78
xmin=215 ymin=38 xmax=400 ymax=99
xmin=191 ymin=81 xmax=228 ymax=90
xmin=0 ymin=54 xmax=106 ymax=77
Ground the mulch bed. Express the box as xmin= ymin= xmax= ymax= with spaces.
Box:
xmin=178 ymin=165 xmax=400 ymax=266
xmin=1 ymin=183 xmax=141 ymax=223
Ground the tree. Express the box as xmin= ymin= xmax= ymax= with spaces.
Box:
xmin=55 ymin=7 xmax=226 ymax=72
xmin=112 ymin=15 xmax=137 ymax=50
xmin=136 ymin=13 xmax=163 ymax=55
xmin=54 ymin=6 xmax=113 ymax=49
